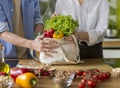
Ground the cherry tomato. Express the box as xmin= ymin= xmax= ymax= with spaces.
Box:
xmin=81 ymin=78 xmax=87 ymax=84
xmin=39 ymin=68 xmax=50 ymax=76
xmin=49 ymin=28 xmax=55 ymax=34
xmin=105 ymin=72 xmax=111 ymax=79
xmin=87 ymin=79 xmax=96 ymax=88
xmin=78 ymin=82 xmax=86 ymax=88
xmin=43 ymin=28 xmax=55 ymax=38
xmin=93 ymin=69 xmax=100 ymax=73
xmin=76 ymin=70 xmax=84 ymax=76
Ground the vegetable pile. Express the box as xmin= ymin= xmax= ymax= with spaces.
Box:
xmin=44 ymin=15 xmax=79 ymax=37
xmin=75 ymin=69 xmax=111 ymax=88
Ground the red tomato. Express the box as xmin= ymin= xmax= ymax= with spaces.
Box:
xmin=93 ymin=69 xmax=100 ymax=73
xmin=98 ymin=73 xmax=105 ymax=81
xmin=43 ymin=30 xmax=49 ymax=37
xmin=81 ymin=78 xmax=87 ymax=84
xmin=87 ymin=79 xmax=96 ymax=88
xmin=0 ymin=72 xmax=7 ymax=76
xmin=43 ymin=28 xmax=55 ymax=38
xmin=49 ymin=28 xmax=55 ymax=34
xmin=78 ymin=82 xmax=86 ymax=88
xmin=105 ymin=72 xmax=111 ymax=79
xmin=76 ymin=70 xmax=84 ymax=76
xmin=40 ymin=68 xmax=50 ymax=76
xmin=83 ymin=71 xmax=91 ymax=76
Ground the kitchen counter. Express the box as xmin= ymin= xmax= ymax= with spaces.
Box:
xmin=6 ymin=58 xmax=120 ymax=88
xmin=103 ymin=38 xmax=120 ymax=48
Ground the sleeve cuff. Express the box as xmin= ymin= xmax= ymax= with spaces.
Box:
xmin=34 ymin=18 xmax=44 ymax=25
xmin=86 ymin=30 xmax=97 ymax=46
xmin=0 ymin=22 xmax=9 ymax=33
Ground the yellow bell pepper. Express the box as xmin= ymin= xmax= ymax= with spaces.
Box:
xmin=16 ymin=72 xmax=37 ymax=88
xmin=53 ymin=31 xmax=64 ymax=39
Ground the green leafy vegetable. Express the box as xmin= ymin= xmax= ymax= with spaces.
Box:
xmin=44 ymin=15 xmax=79 ymax=36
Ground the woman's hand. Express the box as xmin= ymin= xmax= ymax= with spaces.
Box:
xmin=30 ymin=35 xmax=59 ymax=57
xmin=64 ymin=35 xmax=74 ymax=41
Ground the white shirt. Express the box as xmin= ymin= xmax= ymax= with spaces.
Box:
xmin=54 ymin=0 xmax=109 ymax=46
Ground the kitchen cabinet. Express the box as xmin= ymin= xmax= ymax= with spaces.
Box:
xmin=103 ymin=38 xmax=120 ymax=58
xmin=103 ymin=38 xmax=120 ymax=66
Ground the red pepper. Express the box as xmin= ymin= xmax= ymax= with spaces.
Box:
xmin=0 ymin=72 xmax=7 ymax=76
xmin=10 ymin=67 xmax=33 ymax=81
xmin=43 ymin=28 xmax=55 ymax=38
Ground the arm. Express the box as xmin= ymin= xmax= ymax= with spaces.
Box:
xmin=78 ymin=0 xmax=109 ymax=45
xmin=34 ymin=0 xmax=44 ymax=35
xmin=66 ymin=0 xmax=109 ymax=46
xmin=0 ymin=31 xmax=32 ymax=49
xmin=0 ymin=31 xmax=58 ymax=54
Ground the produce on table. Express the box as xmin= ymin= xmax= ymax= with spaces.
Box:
xmin=44 ymin=15 xmax=79 ymax=38
xmin=0 ymin=75 xmax=13 ymax=88
xmin=52 ymin=70 xmax=75 ymax=88
xmin=112 ymin=68 xmax=120 ymax=78
xmin=16 ymin=72 xmax=37 ymax=88
xmin=0 ymin=63 xmax=10 ymax=74
xmin=10 ymin=67 xmax=33 ymax=81
xmin=0 ymin=72 xmax=7 ymax=76
xmin=76 ymin=69 xmax=111 ymax=88
xmin=34 ymin=67 xmax=54 ymax=77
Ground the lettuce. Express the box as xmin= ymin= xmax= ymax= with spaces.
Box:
xmin=44 ymin=15 xmax=79 ymax=36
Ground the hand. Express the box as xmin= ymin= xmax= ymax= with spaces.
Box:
xmin=30 ymin=35 xmax=59 ymax=57
xmin=64 ymin=35 xmax=74 ymax=41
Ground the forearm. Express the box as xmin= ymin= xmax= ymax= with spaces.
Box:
xmin=34 ymin=23 xmax=44 ymax=35
xmin=0 ymin=31 xmax=32 ymax=49
xmin=74 ymin=32 xmax=89 ymax=42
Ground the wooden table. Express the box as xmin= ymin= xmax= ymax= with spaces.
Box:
xmin=17 ymin=59 xmax=120 ymax=88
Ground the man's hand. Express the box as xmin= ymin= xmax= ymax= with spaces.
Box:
xmin=30 ymin=35 xmax=59 ymax=57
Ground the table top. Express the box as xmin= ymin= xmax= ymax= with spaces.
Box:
xmin=15 ymin=59 xmax=120 ymax=88
xmin=6 ymin=59 xmax=120 ymax=88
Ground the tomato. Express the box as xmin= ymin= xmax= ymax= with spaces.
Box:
xmin=76 ymin=70 xmax=84 ymax=76
xmin=78 ymin=82 xmax=86 ymax=88
xmin=98 ymin=73 xmax=105 ymax=81
xmin=93 ymin=69 xmax=100 ymax=73
xmin=87 ymin=79 xmax=96 ymax=88
xmin=101 ymin=72 xmax=108 ymax=80
xmin=105 ymin=72 xmax=111 ymax=79
xmin=43 ymin=28 xmax=55 ymax=38
xmin=83 ymin=71 xmax=91 ymax=76
xmin=92 ymin=74 xmax=100 ymax=83
xmin=49 ymin=28 xmax=55 ymax=34
xmin=35 ymin=68 xmax=50 ymax=76
xmin=81 ymin=78 xmax=87 ymax=84
xmin=0 ymin=72 xmax=7 ymax=76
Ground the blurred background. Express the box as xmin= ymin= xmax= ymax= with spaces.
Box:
xmin=39 ymin=0 xmax=120 ymax=38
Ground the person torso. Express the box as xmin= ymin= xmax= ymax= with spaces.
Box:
xmin=0 ymin=0 xmax=35 ymax=58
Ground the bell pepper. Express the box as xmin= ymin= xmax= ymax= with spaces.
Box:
xmin=10 ymin=67 xmax=33 ymax=81
xmin=53 ymin=30 xmax=64 ymax=39
xmin=16 ymin=72 xmax=37 ymax=88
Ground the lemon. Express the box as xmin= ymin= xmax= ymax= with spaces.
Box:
xmin=0 ymin=63 xmax=10 ymax=73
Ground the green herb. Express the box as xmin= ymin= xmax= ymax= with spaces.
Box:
xmin=44 ymin=15 xmax=79 ymax=36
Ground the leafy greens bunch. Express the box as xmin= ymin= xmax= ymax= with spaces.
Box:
xmin=44 ymin=15 xmax=79 ymax=36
